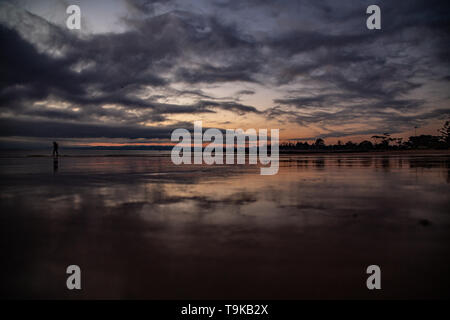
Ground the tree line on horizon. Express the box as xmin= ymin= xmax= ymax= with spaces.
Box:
xmin=280 ymin=121 xmax=450 ymax=151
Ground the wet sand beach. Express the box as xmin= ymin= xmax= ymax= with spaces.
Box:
xmin=1 ymin=152 xmax=449 ymax=299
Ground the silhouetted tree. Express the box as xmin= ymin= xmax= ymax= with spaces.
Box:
xmin=439 ymin=120 xmax=450 ymax=147
xmin=314 ymin=138 xmax=325 ymax=148
xmin=408 ymin=135 xmax=442 ymax=149
xmin=371 ymin=135 xmax=384 ymax=145
xmin=345 ymin=141 xmax=356 ymax=149
xmin=394 ymin=138 xmax=403 ymax=147
xmin=358 ymin=140 xmax=374 ymax=150
xmin=279 ymin=128 xmax=446 ymax=151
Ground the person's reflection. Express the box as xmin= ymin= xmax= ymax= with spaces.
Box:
xmin=53 ymin=156 xmax=58 ymax=174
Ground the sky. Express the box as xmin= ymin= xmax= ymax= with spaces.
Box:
xmin=0 ymin=0 xmax=449 ymax=148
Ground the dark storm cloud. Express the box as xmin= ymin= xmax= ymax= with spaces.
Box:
xmin=269 ymin=31 xmax=373 ymax=57
xmin=195 ymin=100 xmax=262 ymax=115
xmin=175 ymin=63 xmax=259 ymax=84
xmin=125 ymin=0 xmax=174 ymax=15
xmin=270 ymin=105 xmax=450 ymax=138
xmin=0 ymin=117 xmax=233 ymax=140
xmin=256 ymin=0 xmax=450 ymax=137
xmin=0 ymin=118 xmax=179 ymax=139
xmin=0 ymin=7 xmax=260 ymax=138
xmin=0 ymin=24 xmax=84 ymax=105
xmin=0 ymin=2 xmax=261 ymax=119
xmin=0 ymin=0 xmax=449 ymax=141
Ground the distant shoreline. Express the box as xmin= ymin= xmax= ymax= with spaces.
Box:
xmin=0 ymin=148 xmax=449 ymax=158
xmin=278 ymin=149 xmax=450 ymax=156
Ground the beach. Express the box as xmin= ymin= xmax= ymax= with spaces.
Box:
xmin=1 ymin=151 xmax=449 ymax=299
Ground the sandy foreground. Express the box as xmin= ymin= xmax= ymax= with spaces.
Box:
xmin=0 ymin=152 xmax=449 ymax=299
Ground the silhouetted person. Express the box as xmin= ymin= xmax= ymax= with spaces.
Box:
xmin=52 ymin=141 xmax=59 ymax=157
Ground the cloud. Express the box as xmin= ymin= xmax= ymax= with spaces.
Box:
xmin=0 ymin=0 xmax=449 ymax=143
xmin=0 ymin=117 xmax=182 ymax=139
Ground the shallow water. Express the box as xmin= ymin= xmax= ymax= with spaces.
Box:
xmin=1 ymin=153 xmax=449 ymax=299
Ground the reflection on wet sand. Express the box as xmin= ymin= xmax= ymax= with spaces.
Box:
xmin=53 ymin=156 xmax=58 ymax=174
xmin=0 ymin=154 xmax=449 ymax=299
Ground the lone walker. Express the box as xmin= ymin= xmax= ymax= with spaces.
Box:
xmin=52 ymin=141 xmax=59 ymax=157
